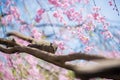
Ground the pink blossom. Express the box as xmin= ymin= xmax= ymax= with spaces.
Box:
xmin=84 ymin=25 xmax=92 ymax=31
xmin=35 ymin=16 xmax=42 ymax=23
xmin=98 ymin=16 xmax=105 ymax=23
xmin=36 ymin=9 xmax=45 ymax=16
xmin=84 ymin=46 xmax=93 ymax=52
xmin=103 ymin=22 xmax=110 ymax=30
xmin=34 ymin=9 xmax=44 ymax=23
xmin=78 ymin=35 xmax=89 ymax=44
xmin=6 ymin=15 xmax=13 ymax=22
xmin=102 ymin=30 xmax=113 ymax=39
xmin=48 ymin=0 xmax=60 ymax=7
xmin=87 ymin=14 xmax=94 ymax=19
xmin=1 ymin=18 xmax=7 ymax=25
xmin=77 ymin=27 xmax=83 ymax=33
xmin=25 ymin=55 xmax=38 ymax=65
xmin=58 ymin=42 xmax=65 ymax=50
xmin=59 ymin=74 xmax=69 ymax=80
xmin=0 ymin=66 xmax=15 ymax=80
xmin=4 ymin=70 xmax=15 ymax=80
xmin=108 ymin=1 xmax=113 ymax=6
xmin=54 ymin=41 xmax=65 ymax=50
xmin=73 ymin=12 xmax=81 ymax=20
xmin=53 ymin=11 xmax=66 ymax=24
xmin=20 ymin=24 xmax=27 ymax=31
xmin=92 ymin=6 xmax=101 ymax=12
xmin=64 ymin=8 xmax=83 ymax=23
xmin=63 ymin=8 xmax=74 ymax=19
xmin=31 ymin=28 xmax=42 ymax=39
xmin=10 ymin=6 xmax=20 ymax=19
xmin=0 ymin=60 xmax=4 ymax=67
xmin=53 ymin=11 xmax=59 ymax=18
xmin=61 ymin=3 xmax=70 ymax=8
xmin=72 ymin=30 xmax=77 ymax=34
xmin=28 ymin=66 xmax=45 ymax=80
xmin=6 ymin=0 xmax=12 ymax=7
xmin=92 ymin=13 xmax=99 ymax=20
xmin=83 ymin=0 xmax=89 ymax=4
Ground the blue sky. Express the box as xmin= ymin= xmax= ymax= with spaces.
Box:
xmin=95 ymin=0 xmax=120 ymax=22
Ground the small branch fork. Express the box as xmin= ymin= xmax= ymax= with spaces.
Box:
xmin=0 ymin=32 xmax=120 ymax=80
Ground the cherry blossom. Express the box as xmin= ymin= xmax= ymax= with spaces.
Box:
xmin=31 ymin=27 xmax=42 ymax=40
xmin=48 ymin=0 xmax=60 ymax=7
xmin=35 ymin=9 xmax=45 ymax=23
xmin=0 ymin=0 xmax=119 ymax=80
xmin=108 ymin=0 xmax=113 ymax=6
xmin=10 ymin=6 xmax=20 ymax=19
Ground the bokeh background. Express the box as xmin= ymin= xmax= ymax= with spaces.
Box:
xmin=0 ymin=0 xmax=120 ymax=80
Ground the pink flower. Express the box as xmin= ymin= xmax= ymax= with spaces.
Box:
xmin=103 ymin=23 xmax=109 ymax=30
xmin=20 ymin=24 xmax=27 ymax=31
xmin=31 ymin=28 xmax=42 ymax=39
xmin=10 ymin=6 xmax=20 ymax=19
xmin=4 ymin=70 xmax=15 ymax=80
xmin=61 ymin=3 xmax=69 ymax=8
xmin=34 ymin=9 xmax=45 ymax=23
xmin=92 ymin=6 xmax=101 ymax=12
xmin=1 ymin=18 xmax=7 ymax=25
xmin=83 ymin=0 xmax=89 ymax=4
xmin=54 ymin=41 xmax=65 ymax=50
xmin=84 ymin=46 xmax=93 ymax=52
xmin=25 ymin=55 xmax=38 ymax=65
xmin=53 ymin=12 xmax=59 ymax=18
xmin=98 ymin=16 xmax=105 ymax=23
xmin=64 ymin=8 xmax=75 ymax=20
xmin=6 ymin=15 xmax=13 ymax=22
xmin=87 ymin=14 xmax=93 ymax=19
xmin=48 ymin=0 xmax=60 ymax=7
xmin=35 ymin=16 xmax=42 ymax=23
xmin=6 ymin=0 xmax=12 ymax=7
xmin=59 ymin=74 xmax=69 ymax=80
xmin=92 ymin=13 xmax=99 ymax=20
xmin=108 ymin=1 xmax=113 ymax=6
xmin=59 ymin=42 xmax=65 ymax=50
xmin=102 ymin=30 xmax=113 ymax=39
xmin=37 ymin=9 xmax=45 ymax=16
xmin=78 ymin=35 xmax=89 ymax=44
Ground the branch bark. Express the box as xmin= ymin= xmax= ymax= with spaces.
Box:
xmin=7 ymin=31 xmax=57 ymax=53
xmin=0 ymin=32 xmax=120 ymax=80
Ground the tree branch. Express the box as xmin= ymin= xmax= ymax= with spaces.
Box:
xmin=0 ymin=38 xmax=19 ymax=47
xmin=0 ymin=44 xmax=120 ymax=79
xmin=7 ymin=31 xmax=34 ymax=43
xmin=66 ymin=59 xmax=120 ymax=80
xmin=54 ymin=53 xmax=106 ymax=62
xmin=0 ymin=33 xmax=120 ymax=79
xmin=7 ymin=31 xmax=58 ymax=53
xmin=0 ymin=46 xmax=17 ymax=53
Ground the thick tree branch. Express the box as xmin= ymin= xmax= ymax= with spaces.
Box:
xmin=0 ymin=33 xmax=120 ymax=79
xmin=7 ymin=31 xmax=58 ymax=53
xmin=55 ymin=53 xmax=106 ymax=62
xmin=0 ymin=44 xmax=120 ymax=79
xmin=0 ymin=38 xmax=19 ymax=47
xmin=7 ymin=31 xmax=34 ymax=43
xmin=66 ymin=59 xmax=120 ymax=80
xmin=0 ymin=46 xmax=17 ymax=53
xmin=0 ymin=38 xmax=107 ymax=61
